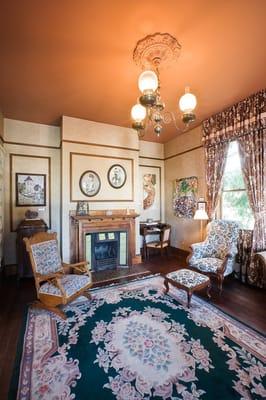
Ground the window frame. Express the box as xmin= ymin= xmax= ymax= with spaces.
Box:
xmin=219 ymin=188 xmax=247 ymax=219
xmin=218 ymin=141 xmax=253 ymax=229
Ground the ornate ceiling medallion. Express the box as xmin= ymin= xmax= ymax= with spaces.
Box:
xmin=133 ymin=32 xmax=181 ymax=69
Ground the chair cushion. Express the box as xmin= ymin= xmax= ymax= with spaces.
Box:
xmin=166 ymin=269 xmax=209 ymax=288
xmin=39 ymin=274 xmax=91 ymax=298
xmin=31 ymin=240 xmax=63 ymax=275
xmin=190 ymin=257 xmax=223 ymax=273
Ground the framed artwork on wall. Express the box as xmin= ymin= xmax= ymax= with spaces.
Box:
xmin=173 ymin=176 xmax=198 ymax=219
xmin=139 ymin=165 xmax=161 ymax=222
xmin=107 ymin=164 xmax=127 ymax=189
xmin=10 ymin=154 xmax=51 ymax=233
xmin=70 ymin=153 xmax=133 ymax=202
xmin=16 ymin=173 xmax=46 ymax=207
xmin=76 ymin=201 xmax=89 ymax=216
xmin=197 ymin=197 xmax=207 ymax=211
xmin=79 ymin=170 xmax=101 ymax=197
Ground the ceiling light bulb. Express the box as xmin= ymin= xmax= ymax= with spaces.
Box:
xmin=138 ymin=70 xmax=158 ymax=94
xmin=131 ymin=104 xmax=146 ymax=121
xmin=179 ymin=90 xmax=197 ymax=113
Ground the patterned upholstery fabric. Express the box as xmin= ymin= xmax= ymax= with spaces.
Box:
xmin=191 ymin=257 xmax=223 ymax=273
xmin=189 ymin=220 xmax=239 ymax=276
xmin=166 ymin=269 xmax=209 ymax=288
xmin=39 ymin=274 xmax=91 ymax=298
xmin=31 ymin=240 xmax=63 ymax=275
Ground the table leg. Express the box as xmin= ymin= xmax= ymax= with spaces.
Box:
xmin=187 ymin=290 xmax=192 ymax=308
xmin=164 ymin=278 xmax=169 ymax=294
xmin=206 ymin=282 xmax=211 ymax=300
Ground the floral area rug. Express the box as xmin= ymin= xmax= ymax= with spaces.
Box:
xmin=12 ymin=275 xmax=266 ymax=399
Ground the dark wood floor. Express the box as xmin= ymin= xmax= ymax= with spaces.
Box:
xmin=0 ymin=249 xmax=265 ymax=399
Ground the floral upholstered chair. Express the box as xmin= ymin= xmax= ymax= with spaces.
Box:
xmin=187 ymin=220 xmax=239 ymax=293
xmin=24 ymin=232 xmax=92 ymax=319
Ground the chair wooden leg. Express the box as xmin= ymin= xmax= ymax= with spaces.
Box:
xmin=187 ymin=290 xmax=192 ymax=308
xmin=206 ymin=282 xmax=211 ymax=300
xmin=31 ymin=300 xmax=67 ymax=320
xmin=217 ymin=274 xmax=224 ymax=295
xmin=164 ymin=278 xmax=170 ymax=294
xmin=83 ymin=291 xmax=92 ymax=300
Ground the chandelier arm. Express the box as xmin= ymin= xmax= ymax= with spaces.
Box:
xmin=162 ymin=111 xmax=190 ymax=134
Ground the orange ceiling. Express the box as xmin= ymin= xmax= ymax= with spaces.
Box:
xmin=0 ymin=0 xmax=265 ymax=143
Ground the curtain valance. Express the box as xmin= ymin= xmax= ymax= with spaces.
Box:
xmin=202 ymin=89 xmax=266 ymax=146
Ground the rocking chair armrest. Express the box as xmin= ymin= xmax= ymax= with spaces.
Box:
xmin=38 ymin=275 xmax=66 ymax=297
xmin=49 ymin=277 xmax=66 ymax=297
xmin=63 ymin=261 xmax=91 ymax=276
xmin=69 ymin=261 xmax=88 ymax=268
xmin=36 ymin=272 xmax=63 ymax=283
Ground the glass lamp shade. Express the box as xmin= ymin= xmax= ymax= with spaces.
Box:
xmin=138 ymin=70 xmax=158 ymax=94
xmin=131 ymin=104 xmax=146 ymax=122
xmin=194 ymin=209 xmax=209 ymax=220
xmin=179 ymin=91 xmax=197 ymax=113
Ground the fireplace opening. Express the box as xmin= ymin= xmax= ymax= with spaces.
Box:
xmin=85 ymin=230 xmax=128 ymax=272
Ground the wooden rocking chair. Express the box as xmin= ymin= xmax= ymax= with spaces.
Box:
xmin=24 ymin=232 xmax=92 ymax=319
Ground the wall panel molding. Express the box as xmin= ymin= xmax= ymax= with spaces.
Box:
xmin=70 ymin=152 xmax=134 ymax=202
xmin=164 ymin=145 xmax=203 ymax=161
xmin=63 ymin=139 xmax=139 ymax=152
xmin=9 ymin=154 xmax=51 ymax=232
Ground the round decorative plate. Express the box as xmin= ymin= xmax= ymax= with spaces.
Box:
xmin=79 ymin=170 xmax=101 ymax=197
xmin=107 ymin=164 xmax=127 ymax=189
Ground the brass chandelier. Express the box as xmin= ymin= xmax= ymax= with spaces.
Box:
xmin=131 ymin=33 xmax=197 ymax=138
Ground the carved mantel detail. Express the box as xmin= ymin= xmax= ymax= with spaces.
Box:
xmin=69 ymin=210 xmax=139 ymax=267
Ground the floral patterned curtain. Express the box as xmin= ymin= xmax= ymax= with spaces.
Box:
xmin=202 ymin=89 xmax=266 ymax=287
xmin=205 ymin=142 xmax=229 ymax=218
xmin=236 ymin=230 xmax=253 ymax=283
xmin=202 ymin=90 xmax=266 ymax=146
xmin=238 ymin=131 xmax=266 ymax=286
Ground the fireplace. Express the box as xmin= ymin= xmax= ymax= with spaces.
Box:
xmin=70 ymin=210 xmax=139 ymax=269
xmin=85 ymin=231 xmax=128 ymax=271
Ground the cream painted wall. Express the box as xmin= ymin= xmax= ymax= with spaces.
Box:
xmin=139 ymin=140 xmax=165 ymax=222
xmin=3 ymin=119 xmax=61 ymax=265
xmin=139 ymin=140 xmax=164 ymax=160
xmin=164 ymin=126 xmax=206 ymax=251
xmin=61 ymin=116 xmax=140 ymax=262
xmin=0 ymin=111 xmax=3 ymax=140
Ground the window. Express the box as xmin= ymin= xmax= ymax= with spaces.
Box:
xmin=220 ymin=141 xmax=254 ymax=229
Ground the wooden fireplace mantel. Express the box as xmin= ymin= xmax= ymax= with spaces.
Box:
xmin=69 ymin=210 xmax=139 ymax=266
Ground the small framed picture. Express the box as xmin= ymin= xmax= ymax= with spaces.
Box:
xmin=107 ymin=164 xmax=127 ymax=189
xmin=197 ymin=198 xmax=207 ymax=211
xmin=76 ymin=201 xmax=89 ymax=216
xmin=16 ymin=173 xmax=46 ymax=206
xmin=79 ymin=170 xmax=101 ymax=197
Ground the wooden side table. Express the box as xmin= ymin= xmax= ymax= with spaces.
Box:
xmin=163 ymin=268 xmax=211 ymax=308
xmin=16 ymin=219 xmax=48 ymax=282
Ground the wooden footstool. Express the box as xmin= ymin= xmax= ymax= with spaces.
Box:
xmin=164 ymin=269 xmax=211 ymax=308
